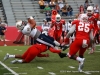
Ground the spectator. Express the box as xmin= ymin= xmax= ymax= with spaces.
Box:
xmin=94 ymin=5 xmax=99 ymax=13
xmin=67 ymin=5 xmax=73 ymax=17
xmin=0 ymin=23 xmax=7 ymax=46
xmin=47 ymin=0 xmax=51 ymax=3
xmin=79 ymin=5 xmax=84 ymax=14
xmin=58 ymin=0 xmax=64 ymax=11
xmin=0 ymin=18 xmax=2 ymax=23
xmin=61 ymin=5 xmax=68 ymax=16
xmin=38 ymin=0 xmax=45 ymax=9
xmin=44 ymin=4 xmax=51 ymax=12
xmin=55 ymin=4 xmax=60 ymax=14
xmin=45 ymin=11 xmax=51 ymax=22
xmin=84 ymin=0 xmax=89 ymax=12
xmin=65 ymin=3 xmax=68 ymax=7
xmin=42 ymin=19 xmax=50 ymax=35
xmin=49 ymin=0 xmax=56 ymax=9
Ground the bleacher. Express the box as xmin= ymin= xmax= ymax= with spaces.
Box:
xmin=0 ymin=0 xmax=7 ymax=23
xmin=1 ymin=0 xmax=100 ymax=26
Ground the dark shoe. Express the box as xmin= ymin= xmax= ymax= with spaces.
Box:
xmin=59 ymin=52 xmax=67 ymax=58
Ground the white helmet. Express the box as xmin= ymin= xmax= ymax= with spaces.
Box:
xmin=16 ymin=20 xmax=25 ymax=30
xmin=87 ymin=6 xmax=94 ymax=15
xmin=79 ymin=14 xmax=88 ymax=22
xmin=55 ymin=14 xmax=61 ymax=22
xmin=27 ymin=16 xmax=34 ymax=20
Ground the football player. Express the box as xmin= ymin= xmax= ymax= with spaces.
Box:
xmin=86 ymin=6 xmax=100 ymax=54
xmin=3 ymin=43 xmax=67 ymax=63
xmin=50 ymin=14 xmax=66 ymax=42
xmin=16 ymin=16 xmax=68 ymax=51
xmin=66 ymin=14 xmax=94 ymax=72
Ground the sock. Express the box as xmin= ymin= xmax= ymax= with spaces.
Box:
xmin=9 ymin=55 xmax=15 ymax=58
xmin=17 ymin=60 xmax=23 ymax=63
xmin=76 ymin=57 xmax=83 ymax=62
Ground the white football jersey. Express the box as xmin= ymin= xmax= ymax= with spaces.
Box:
xmin=22 ymin=23 xmax=38 ymax=38
xmin=22 ymin=24 xmax=31 ymax=36
xmin=30 ymin=28 xmax=37 ymax=38
xmin=42 ymin=23 xmax=50 ymax=35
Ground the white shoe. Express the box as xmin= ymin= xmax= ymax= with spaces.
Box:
xmin=11 ymin=59 xmax=18 ymax=64
xmin=4 ymin=44 xmax=7 ymax=46
xmin=3 ymin=53 xmax=9 ymax=61
xmin=78 ymin=58 xmax=85 ymax=72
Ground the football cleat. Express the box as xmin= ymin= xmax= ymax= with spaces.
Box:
xmin=3 ymin=53 xmax=9 ymax=61
xmin=59 ymin=52 xmax=67 ymax=58
xmin=88 ymin=48 xmax=94 ymax=54
xmin=78 ymin=58 xmax=85 ymax=72
xmin=11 ymin=59 xmax=18 ymax=64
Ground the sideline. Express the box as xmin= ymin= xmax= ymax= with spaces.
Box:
xmin=0 ymin=61 xmax=19 ymax=75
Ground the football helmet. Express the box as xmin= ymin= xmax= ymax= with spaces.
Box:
xmin=79 ymin=14 xmax=88 ymax=22
xmin=16 ymin=20 xmax=25 ymax=30
xmin=55 ymin=14 xmax=61 ymax=22
xmin=27 ymin=16 xmax=35 ymax=20
xmin=87 ymin=6 xmax=94 ymax=15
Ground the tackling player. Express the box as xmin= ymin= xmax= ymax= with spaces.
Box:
xmin=3 ymin=43 xmax=67 ymax=63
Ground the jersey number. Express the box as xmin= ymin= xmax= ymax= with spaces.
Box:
xmin=78 ymin=22 xmax=90 ymax=32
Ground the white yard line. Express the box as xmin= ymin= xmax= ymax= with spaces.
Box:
xmin=48 ymin=72 xmax=56 ymax=75
xmin=4 ymin=73 xmax=13 ymax=75
xmin=18 ymin=73 xmax=27 ymax=74
xmin=37 ymin=66 xmax=44 ymax=69
xmin=83 ymin=71 xmax=91 ymax=74
xmin=68 ymin=66 xmax=75 ymax=69
xmin=0 ymin=61 xmax=19 ymax=75
xmin=95 ymin=51 xmax=100 ymax=52
xmin=96 ymin=45 xmax=100 ymax=46
xmin=9 ymin=67 xmax=19 ymax=69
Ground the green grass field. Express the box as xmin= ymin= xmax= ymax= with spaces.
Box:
xmin=0 ymin=46 xmax=100 ymax=75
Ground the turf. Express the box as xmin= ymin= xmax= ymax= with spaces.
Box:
xmin=0 ymin=46 xmax=100 ymax=75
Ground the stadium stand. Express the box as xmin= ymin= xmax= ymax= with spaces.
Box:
xmin=0 ymin=0 xmax=100 ymax=26
xmin=0 ymin=0 xmax=7 ymax=23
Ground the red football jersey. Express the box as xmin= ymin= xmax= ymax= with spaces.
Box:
xmin=88 ymin=13 xmax=99 ymax=29
xmin=72 ymin=20 xmax=94 ymax=40
xmin=52 ymin=19 xmax=65 ymax=31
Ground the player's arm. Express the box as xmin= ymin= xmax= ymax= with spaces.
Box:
xmin=50 ymin=20 xmax=55 ymax=28
xmin=66 ymin=24 xmax=76 ymax=38
xmin=89 ymin=29 xmax=94 ymax=41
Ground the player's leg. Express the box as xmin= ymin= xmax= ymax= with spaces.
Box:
xmin=11 ymin=47 xmax=40 ymax=63
xmin=89 ymin=29 xmax=97 ymax=54
xmin=49 ymin=47 xmax=67 ymax=58
xmin=1 ymin=35 xmax=7 ymax=46
xmin=68 ymin=39 xmax=85 ymax=72
xmin=3 ymin=53 xmax=22 ymax=61
xmin=37 ymin=53 xmax=49 ymax=57
xmin=3 ymin=45 xmax=34 ymax=61
xmin=78 ymin=47 xmax=87 ymax=72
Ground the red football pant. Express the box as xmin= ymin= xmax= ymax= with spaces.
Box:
xmin=54 ymin=30 xmax=62 ymax=42
xmin=22 ymin=46 xmax=41 ymax=63
xmin=68 ymin=39 xmax=89 ymax=57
